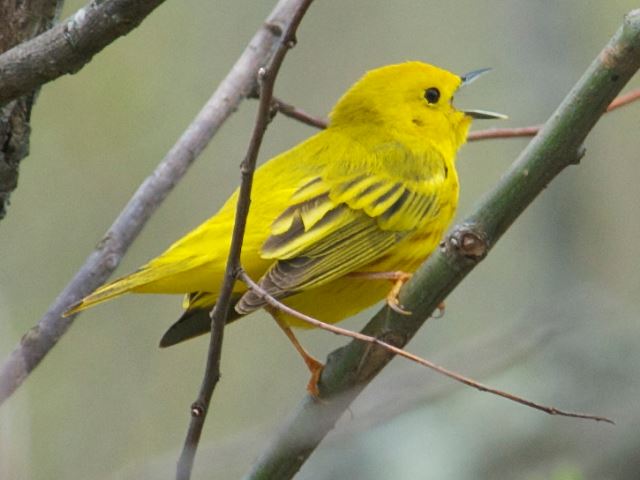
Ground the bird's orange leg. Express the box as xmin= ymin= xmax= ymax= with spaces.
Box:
xmin=349 ymin=270 xmax=413 ymax=315
xmin=268 ymin=308 xmax=324 ymax=397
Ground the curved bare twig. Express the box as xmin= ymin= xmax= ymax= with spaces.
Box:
xmin=239 ymin=270 xmax=613 ymax=424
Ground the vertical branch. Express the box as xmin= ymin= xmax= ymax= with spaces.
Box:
xmin=175 ymin=2 xmax=314 ymax=479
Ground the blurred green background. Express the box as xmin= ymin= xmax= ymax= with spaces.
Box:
xmin=2 ymin=1 xmax=639 ymax=479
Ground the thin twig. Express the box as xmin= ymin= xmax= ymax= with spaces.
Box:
xmin=238 ymin=270 xmax=613 ymax=424
xmin=0 ymin=0 xmax=167 ymax=107
xmin=271 ymin=87 xmax=640 ymax=141
xmin=0 ymin=0 xmax=306 ymax=407
xmin=605 ymin=87 xmax=640 ymax=111
xmin=468 ymin=124 xmax=542 ymax=141
xmin=273 ymin=96 xmax=328 ymax=129
xmin=175 ymin=2 xmax=314 ymax=479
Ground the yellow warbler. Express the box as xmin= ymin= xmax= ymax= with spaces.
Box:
xmin=67 ymin=62 xmax=504 ymax=393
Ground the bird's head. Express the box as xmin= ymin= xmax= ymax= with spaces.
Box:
xmin=329 ymin=62 xmax=505 ymax=155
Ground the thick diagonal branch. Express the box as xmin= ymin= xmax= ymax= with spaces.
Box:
xmin=244 ymin=9 xmax=640 ymax=480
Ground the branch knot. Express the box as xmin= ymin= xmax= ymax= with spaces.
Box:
xmin=441 ymin=224 xmax=488 ymax=261
xmin=190 ymin=402 xmax=205 ymax=417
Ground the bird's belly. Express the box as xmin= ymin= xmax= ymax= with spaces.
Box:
xmin=277 ymin=277 xmax=391 ymax=328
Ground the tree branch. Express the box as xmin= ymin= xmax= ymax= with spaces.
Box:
xmin=175 ymin=1 xmax=314 ymax=478
xmin=0 ymin=0 xmax=307 ymax=406
xmin=244 ymin=9 xmax=640 ymax=479
xmin=0 ymin=0 xmax=167 ymax=109
xmin=0 ymin=0 xmax=63 ymax=219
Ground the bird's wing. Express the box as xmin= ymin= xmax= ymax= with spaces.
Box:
xmin=236 ymin=145 xmax=448 ymax=313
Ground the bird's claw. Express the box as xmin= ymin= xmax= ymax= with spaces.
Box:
xmin=386 ymin=271 xmax=413 ymax=315
xmin=304 ymin=356 xmax=325 ymax=398
xmin=387 ymin=297 xmax=412 ymax=315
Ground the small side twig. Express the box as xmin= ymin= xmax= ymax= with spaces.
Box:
xmin=175 ymin=2 xmax=314 ymax=479
xmin=238 ymin=269 xmax=613 ymax=424
xmin=606 ymin=87 xmax=640 ymax=111
xmin=272 ymin=96 xmax=328 ymax=129
xmin=468 ymin=124 xmax=542 ymax=141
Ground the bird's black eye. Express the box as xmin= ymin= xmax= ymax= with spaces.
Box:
xmin=424 ymin=87 xmax=440 ymax=104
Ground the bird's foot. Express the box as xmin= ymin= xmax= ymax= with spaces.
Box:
xmin=304 ymin=356 xmax=325 ymax=398
xmin=385 ymin=271 xmax=413 ymax=315
xmin=349 ymin=270 xmax=413 ymax=315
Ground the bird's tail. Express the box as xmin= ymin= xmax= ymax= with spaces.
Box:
xmin=159 ymin=291 xmax=243 ymax=347
xmin=64 ymin=268 xmax=153 ymax=316
xmin=64 ymin=252 xmax=213 ymax=317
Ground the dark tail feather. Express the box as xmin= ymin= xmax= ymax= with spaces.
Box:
xmin=159 ymin=296 xmax=243 ymax=348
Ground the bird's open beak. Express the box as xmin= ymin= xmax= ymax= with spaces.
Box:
xmin=459 ymin=68 xmax=508 ymax=120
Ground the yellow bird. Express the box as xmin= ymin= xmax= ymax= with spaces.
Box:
xmin=67 ymin=62 xmax=504 ymax=394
